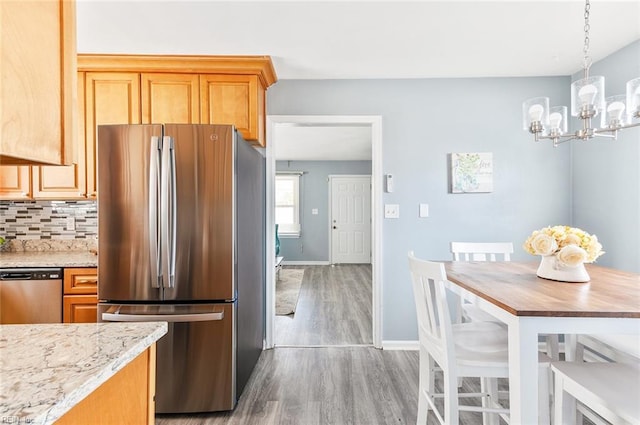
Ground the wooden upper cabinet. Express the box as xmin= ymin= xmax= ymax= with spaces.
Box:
xmin=142 ymin=73 xmax=200 ymax=124
xmin=84 ymin=72 xmax=142 ymax=198
xmin=200 ymin=75 xmax=264 ymax=143
xmin=1 ymin=0 xmax=77 ymax=165
xmin=32 ymin=72 xmax=88 ymax=199
xmin=77 ymin=54 xmax=277 ymax=147
xmin=0 ymin=167 xmax=31 ymax=200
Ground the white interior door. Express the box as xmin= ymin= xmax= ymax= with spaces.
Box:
xmin=330 ymin=175 xmax=372 ymax=264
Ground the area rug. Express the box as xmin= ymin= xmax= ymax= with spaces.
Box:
xmin=276 ymin=268 xmax=305 ymax=315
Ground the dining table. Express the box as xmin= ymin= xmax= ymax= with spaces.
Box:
xmin=443 ymin=261 xmax=640 ymax=425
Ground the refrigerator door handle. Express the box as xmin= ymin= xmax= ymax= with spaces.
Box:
xmin=102 ymin=311 xmax=224 ymax=322
xmin=160 ymin=136 xmax=172 ymax=289
xmin=149 ymin=136 xmax=162 ymax=288
xmin=168 ymin=136 xmax=177 ymax=288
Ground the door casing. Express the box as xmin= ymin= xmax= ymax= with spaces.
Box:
xmin=265 ymin=115 xmax=383 ymax=349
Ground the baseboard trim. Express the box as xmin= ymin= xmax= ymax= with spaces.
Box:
xmin=383 ymin=341 xmax=565 ymax=353
xmin=281 ymin=260 xmax=331 ymax=266
xmin=382 ymin=340 xmax=419 ymax=351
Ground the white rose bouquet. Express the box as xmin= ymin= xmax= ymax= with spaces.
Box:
xmin=523 ymin=225 xmax=604 ymax=267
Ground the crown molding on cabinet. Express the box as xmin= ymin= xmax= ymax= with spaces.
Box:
xmin=77 ymin=54 xmax=278 ymax=89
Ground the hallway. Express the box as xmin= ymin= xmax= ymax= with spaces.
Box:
xmin=275 ymin=264 xmax=372 ymax=346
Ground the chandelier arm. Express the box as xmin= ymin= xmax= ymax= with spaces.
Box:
xmin=591 ymin=132 xmax=617 ymax=139
xmin=618 ymin=121 xmax=640 ymax=130
xmin=593 ymin=122 xmax=640 ymax=136
xmin=535 ymin=134 xmax=578 ymax=145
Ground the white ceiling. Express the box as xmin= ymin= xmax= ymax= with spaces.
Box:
xmin=76 ymin=0 xmax=640 ymax=160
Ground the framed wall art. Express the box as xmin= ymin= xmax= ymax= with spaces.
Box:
xmin=450 ymin=152 xmax=493 ymax=193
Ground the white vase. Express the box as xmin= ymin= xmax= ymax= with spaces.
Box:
xmin=536 ymin=255 xmax=590 ymax=283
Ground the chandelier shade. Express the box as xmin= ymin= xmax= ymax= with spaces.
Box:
xmin=627 ymin=77 xmax=640 ymax=120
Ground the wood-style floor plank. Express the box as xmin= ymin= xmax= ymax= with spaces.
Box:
xmin=156 ymin=263 xmax=597 ymax=425
xmin=155 ymin=347 xmax=515 ymax=425
xmin=275 ymin=265 xmax=373 ymax=346
xmin=156 ymin=347 xmax=419 ymax=425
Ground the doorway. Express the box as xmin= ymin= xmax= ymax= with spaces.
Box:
xmin=265 ymin=115 xmax=382 ymax=349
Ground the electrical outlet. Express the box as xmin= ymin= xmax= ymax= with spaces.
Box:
xmin=66 ymin=217 xmax=75 ymax=230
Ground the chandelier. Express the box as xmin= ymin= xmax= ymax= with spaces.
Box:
xmin=522 ymin=0 xmax=640 ymax=147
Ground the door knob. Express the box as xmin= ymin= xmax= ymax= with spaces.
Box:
xmin=333 ymin=226 xmax=337 ymax=229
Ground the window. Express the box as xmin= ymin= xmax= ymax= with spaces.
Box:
xmin=275 ymin=174 xmax=301 ymax=237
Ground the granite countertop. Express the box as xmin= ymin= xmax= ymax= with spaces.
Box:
xmin=0 ymin=322 xmax=168 ymax=424
xmin=0 ymin=251 xmax=98 ymax=268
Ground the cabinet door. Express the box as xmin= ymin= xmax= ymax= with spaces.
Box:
xmin=85 ymin=72 xmax=141 ymax=198
xmin=32 ymin=73 xmax=87 ymax=199
xmin=63 ymin=295 xmax=99 ymax=323
xmin=141 ymin=73 xmax=200 ymax=124
xmin=1 ymin=0 xmax=76 ymax=165
xmin=0 ymin=166 xmax=32 ymax=199
xmin=200 ymin=74 xmax=264 ymax=146
xmin=64 ymin=267 xmax=98 ymax=295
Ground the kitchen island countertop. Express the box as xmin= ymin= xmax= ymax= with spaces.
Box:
xmin=0 ymin=322 xmax=167 ymax=424
xmin=0 ymin=250 xmax=98 ymax=268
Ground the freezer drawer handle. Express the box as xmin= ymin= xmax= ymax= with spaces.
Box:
xmin=102 ymin=311 xmax=224 ymax=322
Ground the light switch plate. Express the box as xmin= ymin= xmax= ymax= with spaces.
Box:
xmin=419 ymin=203 xmax=429 ymax=218
xmin=311 ymin=208 xmax=318 ymax=215
xmin=384 ymin=204 xmax=400 ymax=218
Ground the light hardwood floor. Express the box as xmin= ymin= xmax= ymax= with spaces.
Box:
xmin=157 ymin=265 xmax=489 ymax=425
xmin=275 ymin=265 xmax=373 ymax=346
xmin=155 ymin=347 xmax=518 ymax=425
xmin=156 ymin=347 xmax=418 ymax=425
xmin=156 ymin=265 xmax=593 ymax=425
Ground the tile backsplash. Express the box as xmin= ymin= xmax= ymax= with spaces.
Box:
xmin=0 ymin=200 xmax=97 ymax=247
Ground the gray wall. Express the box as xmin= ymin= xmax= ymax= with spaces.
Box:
xmin=571 ymin=40 xmax=640 ymax=273
xmin=268 ymin=76 xmax=572 ymax=341
xmin=276 ymin=160 xmax=372 ymax=262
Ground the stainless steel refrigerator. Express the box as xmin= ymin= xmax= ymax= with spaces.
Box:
xmin=96 ymin=124 xmax=265 ymax=414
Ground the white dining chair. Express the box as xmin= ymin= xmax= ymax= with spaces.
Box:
xmin=573 ymin=334 xmax=640 ymax=364
xmin=450 ymin=242 xmax=513 ymax=262
xmin=408 ymin=251 xmax=551 ymax=425
xmin=450 ymin=241 xmax=560 ymax=361
xmin=449 ymin=242 xmax=514 ymax=323
xmin=551 ymin=361 xmax=640 ymax=425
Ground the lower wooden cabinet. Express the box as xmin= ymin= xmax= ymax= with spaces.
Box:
xmin=56 ymin=345 xmax=156 ymax=425
xmin=63 ymin=267 xmax=98 ymax=323
xmin=63 ymin=295 xmax=98 ymax=323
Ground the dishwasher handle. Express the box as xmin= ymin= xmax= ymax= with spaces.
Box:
xmin=102 ymin=311 xmax=224 ymax=323
xmin=0 ymin=273 xmax=32 ymax=280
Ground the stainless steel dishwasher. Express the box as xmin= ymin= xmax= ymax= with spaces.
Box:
xmin=0 ymin=268 xmax=63 ymax=324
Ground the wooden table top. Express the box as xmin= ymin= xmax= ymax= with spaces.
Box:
xmin=444 ymin=262 xmax=640 ymax=318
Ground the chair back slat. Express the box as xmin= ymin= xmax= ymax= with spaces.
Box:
xmin=450 ymin=242 xmax=513 ymax=262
